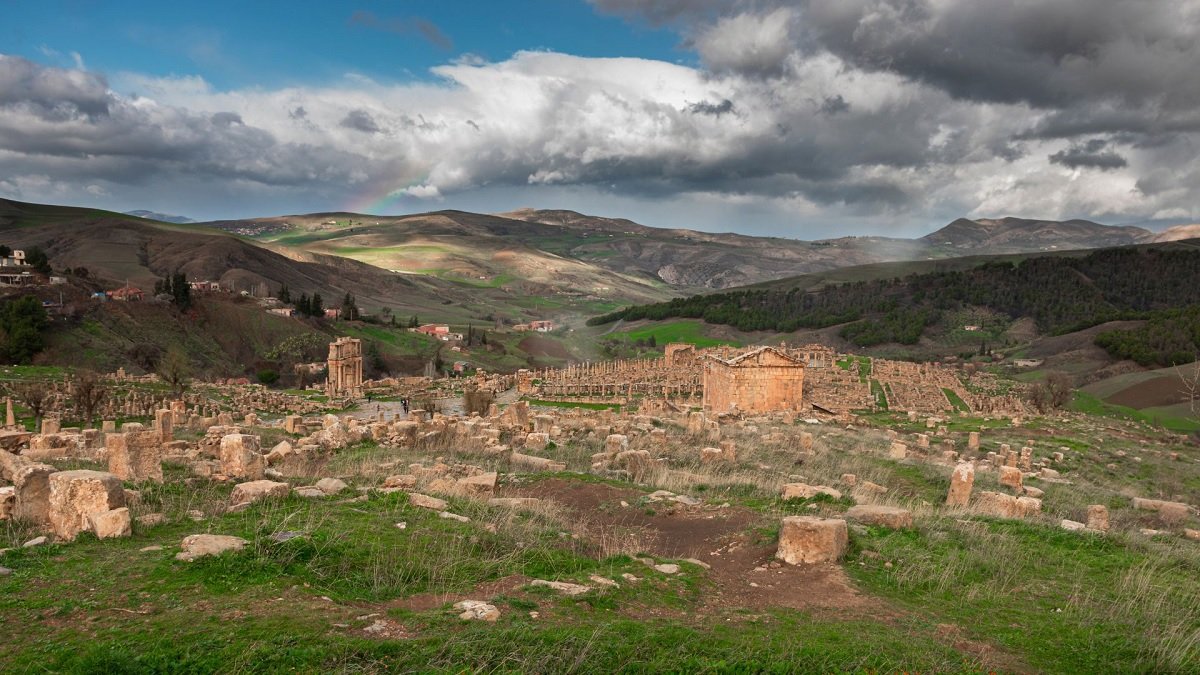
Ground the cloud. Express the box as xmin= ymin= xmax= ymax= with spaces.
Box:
xmin=1049 ymin=139 xmax=1128 ymax=170
xmin=339 ymin=109 xmax=381 ymax=134
xmin=348 ymin=10 xmax=453 ymax=50
xmin=4 ymin=0 xmax=1200 ymax=232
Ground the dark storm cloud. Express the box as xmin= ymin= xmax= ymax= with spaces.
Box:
xmin=688 ymin=99 xmax=735 ymax=116
xmin=348 ymin=10 xmax=453 ymax=50
xmin=1049 ymin=139 xmax=1128 ymax=170
xmin=818 ymin=95 xmax=849 ymax=115
xmin=339 ymin=109 xmax=381 ymax=134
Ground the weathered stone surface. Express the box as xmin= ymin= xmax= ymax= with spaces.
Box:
xmin=889 ymin=442 xmax=907 ymax=459
xmin=524 ymin=433 xmax=549 ymax=451
xmin=845 ymin=505 xmax=913 ymax=529
xmin=382 ymin=474 xmax=417 ymax=489
xmin=604 ymin=434 xmax=629 ymax=455
xmin=229 ymin=480 xmax=290 ymax=507
xmin=176 ymin=534 xmax=248 ymax=561
xmin=945 ymin=462 xmax=974 ymax=507
xmin=454 ymin=600 xmax=500 ymax=621
xmin=974 ymin=491 xmax=1041 ymax=519
xmin=1061 ymin=519 xmax=1086 ymax=531
xmin=0 ymin=485 xmax=13 ymax=520
xmin=1087 ymin=504 xmax=1109 ymax=532
xmin=315 ymin=477 xmax=349 ymax=495
xmin=219 ymin=434 xmax=265 ymax=480
xmin=999 ymin=465 xmax=1023 ymax=490
xmin=88 ymin=507 xmax=132 ymax=539
xmin=48 ymin=470 xmax=125 ymax=541
xmin=781 ymin=483 xmax=841 ymax=500
xmin=106 ymin=430 xmax=164 ymax=483
xmin=457 ymin=472 xmax=497 ymax=497
xmin=1132 ymin=498 xmax=1191 ymax=525
xmin=510 ymin=451 xmax=566 ymax=472
xmin=530 ymin=579 xmax=592 ymax=596
xmin=776 ymin=516 xmax=848 ymax=565
xmin=408 ymin=493 xmax=448 ymax=511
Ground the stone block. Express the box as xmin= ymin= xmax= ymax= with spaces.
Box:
xmin=945 ymin=462 xmax=974 ymax=507
xmin=106 ymin=430 xmax=164 ymax=483
xmin=219 ymin=434 xmax=265 ymax=480
xmin=48 ymin=470 xmax=125 ymax=541
xmin=176 ymin=534 xmax=248 ymax=561
xmin=999 ymin=465 xmax=1023 ymax=490
xmin=845 ymin=505 xmax=913 ymax=529
xmin=776 ymin=516 xmax=848 ymax=564
xmin=781 ymin=483 xmax=841 ymax=500
xmin=1087 ymin=504 xmax=1109 ymax=532
xmin=229 ymin=480 xmax=290 ymax=507
xmin=88 ymin=507 xmax=132 ymax=539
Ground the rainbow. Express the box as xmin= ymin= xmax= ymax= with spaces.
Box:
xmin=342 ymin=175 xmax=432 ymax=215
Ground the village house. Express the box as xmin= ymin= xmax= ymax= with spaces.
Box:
xmin=413 ymin=324 xmax=450 ymax=338
xmin=0 ymin=249 xmax=28 ymax=268
xmin=266 ymin=307 xmax=296 ymax=318
xmin=530 ymin=320 xmax=555 ymax=332
xmin=324 ymin=308 xmax=341 ymax=320
xmin=108 ymin=285 xmax=145 ymax=302
xmin=188 ymin=280 xmax=224 ymax=293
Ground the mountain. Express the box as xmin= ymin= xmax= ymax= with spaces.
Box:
xmin=124 ymin=209 xmax=196 ymax=224
xmin=921 ymin=217 xmax=1151 ymax=252
xmin=1148 ymin=223 xmax=1200 ymax=243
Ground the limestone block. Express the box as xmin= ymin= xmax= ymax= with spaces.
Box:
xmin=889 ymin=442 xmax=907 ymax=460
xmin=799 ymin=432 xmax=814 ymax=452
xmin=408 ymin=492 xmax=448 ymax=511
xmin=1087 ymin=504 xmax=1109 ymax=532
xmin=945 ymin=462 xmax=974 ymax=507
xmin=615 ymin=449 xmax=653 ymax=478
xmin=604 ymin=434 xmax=629 ymax=455
xmin=974 ymin=491 xmax=1042 ymax=519
xmin=845 ymin=505 xmax=913 ymax=529
xmin=88 ymin=507 xmax=132 ymax=539
xmin=1132 ymin=498 xmax=1191 ymax=525
xmin=510 ymin=451 xmax=566 ymax=472
xmin=776 ymin=516 xmax=848 ymax=564
xmin=229 ymin=480 xmax=290 ymax=507
xmin=176 ymin=534 xmax=248 ymax=561
xmin=999 ymin=465 xmax=1023 ymax=490
xmin=315 ymin=477 xmax=349 ymax=495
xmin=219 ymin=434 xmax=265 ymax=480
xmin=967 ymin=431 xmax=980 ymax=450
xmin=524 ymin=433 xmax=550 ymax=452
xmin=106 ymin=430 xmax=163 ymax=483
xmin=48 ymin=470 xmax=125 ymax=541
xmin=382 ymin=474 xmax=417 ymax=489
xmin=456 ymin=471 xmax=497 ymax=497
xmin=781 ymin=483 xmax=841 ymax=500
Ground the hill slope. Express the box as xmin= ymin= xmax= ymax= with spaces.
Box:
xmin=922 ymin=217 xmax=1151 ymax=252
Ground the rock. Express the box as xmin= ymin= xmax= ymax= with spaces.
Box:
xmin=999 ymin=465 xmax=1023 ymax=490
xmin=889 ymin=442 xmax=907 ymax=459
xmin=48 ymin=470 xmax=125 ymax=541
xmin=840 ymin=473 xmax=857 ymax=486
xmin=454 ymin=600 xmax=500 ymax=622
xmin=0 ymin=566 xmax=11 ymax=575
xmin=219 ymin=434 xmax=265 ymax=480
xmin=175 ymin=534 xmax=249 ymax=561
xmin=315 ymin=477 xmax=349 ymax=495
xmin=457 ymin=472 xmax=497 ymax=497
xmin=653 ymin=564 xmax=680 ymax=574
xmin=137 ymin=513 xmax=166 ymax=528
xmin=382 ymin=474 xmax=417 ymax=489
xmin=604 ymin=434 xmax=629 ymax=455
xmin=408 ymin=492 xmax=448 ymax=511
xmin=1022 ymin=486 xmax=1045 ymax=498
xmin=88 ymin=507 xmax=132 ymax=539
xmin=615 ymin=449 xmax=653 ymax=477
xmin=1061 ymin=519 xmax=1086 ymax=531
xmin=1087 ymin=504 xmax=1110 ymax=532
xmin=1132 ymin=497 xmax=1191 ymax=525
xmin=945 ymin=462 xmax=975 ymax=507
xmin=974 ymin=491 xmax=1041 ymax=519
xmin=510 ymin=451 xmax=566 ymax=472
xmin=22 ymin=536 xmax=47 ymax=548
xmin=229 ymin=480 xmax=290 ymax=507
xmin=1184 ymin=529 xmax=1200 ymax=541
xmin=589 ymin=575 xmax=619 ymax=588
xmin=781 ymin=483 xmax=841 ymax=500
xmin=776 ymin=516 xmax=848 ymax=565
xmin=530 ymin=579 xmax=592 ymax=596
xmin=139 ymin=545 xmax=163 ymax=552
xmin=439 ymin=511 xmax=470 ymax=523
xmin=845 ymin=505 xmax=913 ymax=529
xmin=294 ymin=487 xmax=326 ymax=498
xmin=264 ymin=440 xmax=293 ymax=466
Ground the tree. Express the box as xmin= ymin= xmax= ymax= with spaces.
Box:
xmin=0 ymin=295 xmax=49 ymax=364
xmin=296 ymin=293 xmax=311 ymax=316
xmin=0 ymin=245 xmax=10 ymax=258
xmin=340 ymin=293 xmax=359 ymax=321
xmin=11 ymin=380 xmax=51 ymax=430
xmin=1029 ymin=371 xmax=1074 ymax=412
xmin=72 ymin=369 xmax=107 ymax=426
xmin=157 ymin=344 xmax=192 ymax=398
xmin=24 ymin=247 xmax=51 ymax=275
xmin=310 ymin=292 xmax=324 ymax=317
xmin=153 ymin=272 xmax=192 ymax=310
xmin=278 ymin=284 xmax=291 ymax=304
xmin=409 ymin=315 xmax=419 ymax=328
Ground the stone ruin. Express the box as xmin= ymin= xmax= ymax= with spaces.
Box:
xmin=326 ymin=336 xmax=364 ymax=399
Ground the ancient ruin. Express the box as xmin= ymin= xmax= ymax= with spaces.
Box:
xmin=325 ymin=337 xmax=364 ymax=399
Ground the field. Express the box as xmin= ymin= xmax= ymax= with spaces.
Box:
xmin=3 ymin=399 xmax=1198 ymax=672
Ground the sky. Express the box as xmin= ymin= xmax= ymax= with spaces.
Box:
xmin=2 ymin=0 xmax=1200 ymax=238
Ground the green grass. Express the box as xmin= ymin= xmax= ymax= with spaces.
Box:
xmin=526 ymin=399 xmax=622 ymax=411
xmin=616 ymin=320 xmax=738 ymax=349
xmin=1070 ymin=392 xmax=1200 ymax=432
xmin=942 ymin=388 xmax=970 ymax=413
xmin=871 ymin=379 xmax=889 ymax=410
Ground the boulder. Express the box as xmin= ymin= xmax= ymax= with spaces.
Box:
xmin=88 ymin=507 xmax=132 ymax=539
xmin=315 ymin=477 xmax=349 ymax=495
xmin=175 ymin=534 xmax=248 ymax=562
xmin=456 ymin=472 xmax=497 ymax=497
xmin=408 ymin=492 xmax=449 ymax=511
xmin=845 ymin=505 xmax=913 ymax=529
xmin=48 ymin=470 xmax=125 ymax=541
xmin=776 ymin=516 xmax=848 ymax=565
xmin=229 ymin=480 xmax=290 ymax=507
xmin=781 ymin=483 xmax=841 ymax=500
xmin=454 ymin=600 xmax=500 ymax=621
xmin=219 ymin=434 xmax=265 ymax=480
xmin=999 ymin=465 xmax=1023 ymax=490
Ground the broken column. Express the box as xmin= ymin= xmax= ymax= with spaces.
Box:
xmin=945 ymin=462 xmax=975 ymax=507
xmin=106 ymin=429 xmax=164 ymax=483
xmin=219 ymin=433 xmax=265 ymax=480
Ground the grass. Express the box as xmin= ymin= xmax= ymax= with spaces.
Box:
xmin=1070 ymin=392 xmax=1200 ymax=433
xmin=942 ymin=388 xmax=970 ymax=413
xmin=616 ymin=320 xmax=738 ymax=348
xmin=526 ymin=399 xmax=622 ymax=412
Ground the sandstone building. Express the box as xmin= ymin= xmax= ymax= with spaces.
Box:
xmin=326 ymin=337 xmax=363 ymax=398
xmin=702 ymin=346 xmax=805 ymax=414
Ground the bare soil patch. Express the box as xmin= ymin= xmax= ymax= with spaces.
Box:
xmin=518 ymin=336 xmax=572 ymax=360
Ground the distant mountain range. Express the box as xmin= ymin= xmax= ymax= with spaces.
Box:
xmin=124 ymin=210 xmax=195 ymax=224
xmin=4 ymin=197 xmax=1198 ymax=320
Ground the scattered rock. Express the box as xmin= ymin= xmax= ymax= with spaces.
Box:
xmin=439 ymin=511 xmax=470 ymax=523
xmin=776 ymin=516 xmax=848 ymax=565
xmin=531 ymin=579 xmax=592 ymax=596
xmin=315 ymin=477 xmax=349 ymax=495
xmin=408 ymin=493 xmax=448 ymax=511
xmin=175 ymin=534 xmax=249 ymax=562
xmin=845 ymin=505 xmax=913 ymax=529
xmin=454 ymin=600 xmax=500 ymax=622
xmin=229 ymin=480 xmax=289 ymax=507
